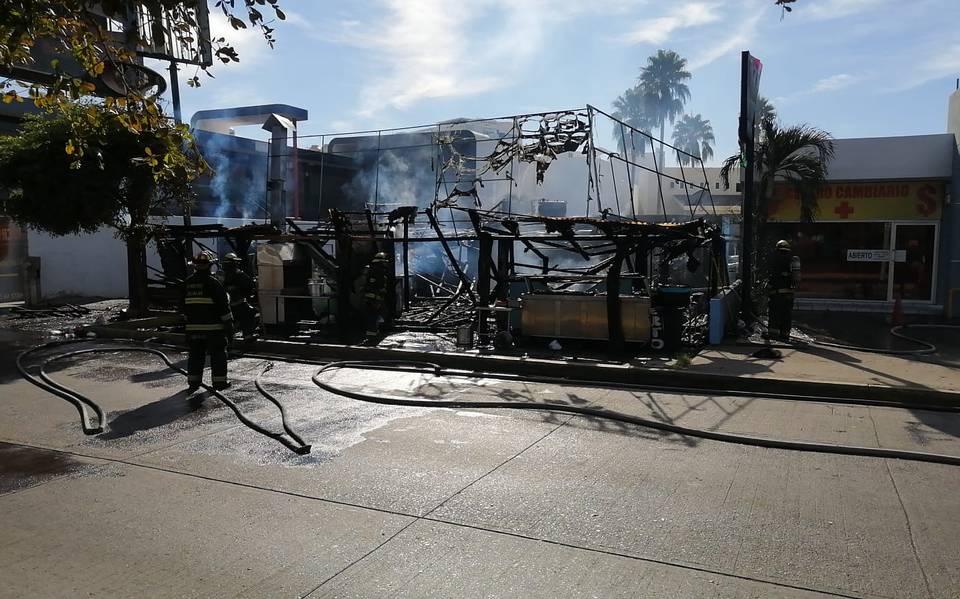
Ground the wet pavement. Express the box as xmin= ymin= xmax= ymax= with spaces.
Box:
xmin=2 ymin=326 xmax=960 ymax=598
xmin=793 ymin=312 xmax=960 ymax=365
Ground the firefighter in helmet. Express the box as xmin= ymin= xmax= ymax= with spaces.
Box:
xmin=361 ymin=251 xmax=390 ymax=337
xmin=181 ymin=251 xmax=233 ymax=391
xmin=767 ymin=240 xmax=801 ymax=342
xmin=221 ymin=252 xmax=259 ymax=340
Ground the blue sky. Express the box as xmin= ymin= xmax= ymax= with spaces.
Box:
xmin=167 ymin=0 xmax=960 ymax=164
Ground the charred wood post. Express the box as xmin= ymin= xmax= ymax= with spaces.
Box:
xmin=331 ymin=212 xmax=354 ymax=341
xmin=605 ymin=242 xmax=631 ymax=350
xmin=426 ymin=208 xmax=477 ymax=303
xmin=477 ymin=234 xmax=493 ymax=307
xmin=495 ymin=238 xmax=512 ymax=332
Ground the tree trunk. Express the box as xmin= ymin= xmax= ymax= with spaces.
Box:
xmin=126 ymin=236 xmax=149 ymax=317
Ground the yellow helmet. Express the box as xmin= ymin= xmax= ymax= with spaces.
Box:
xmin=776 ymin=240 xmax=791 ymax=251
xmin=223 ymin=252 xmax=241 ymax=263
xmin=192 ymin=251 xmax=213 ymax=268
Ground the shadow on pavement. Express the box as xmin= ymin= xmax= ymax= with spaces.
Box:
xmin=100 ymin=390 xmax=202 ymax=439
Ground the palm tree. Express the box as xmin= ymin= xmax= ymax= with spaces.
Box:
xmin=638 ymin=49 xmax=691 ymax=165
xmin=671 ymin=114 xmax=714 ymax=166
xmin=611 ymin=85 xmax=656 ymax=158
xmin=719 ymin=120 xmax=834 ymax=299
xmin=758 ymin=96 xmax=776 ymax=127
xmin=720 ymin=120 xmax=834 ymax=223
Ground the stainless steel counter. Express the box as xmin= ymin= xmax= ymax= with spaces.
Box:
xmin=520 ymin=294 xmax=651 ymax=342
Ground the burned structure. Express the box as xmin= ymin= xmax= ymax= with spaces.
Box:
xmin=151 ymin=106 xmax=731 ymax=351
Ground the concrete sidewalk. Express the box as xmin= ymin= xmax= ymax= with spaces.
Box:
xmin=87 ymin=321 xmax=960 ymax=407
xmin=1 ymin=344 xmax=959 ymax=598
xmin=687 ymin=342 xmax=960 ymax=396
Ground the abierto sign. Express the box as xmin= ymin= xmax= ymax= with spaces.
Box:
xmin=769 ymin=181 xmax=944 ymax=221
xmin=846 ymin=249 xmax=907 ymax=262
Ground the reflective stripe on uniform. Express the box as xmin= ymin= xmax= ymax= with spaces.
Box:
xmin=185 ymin=323 xmax=225 ymax=331
xmin=187 ymin=375 xmax=202 ymax=383
xmin=185 ymin=297 xmax=215 ymax=305
xmin=229 ymin=300 xmax=245 ymax=307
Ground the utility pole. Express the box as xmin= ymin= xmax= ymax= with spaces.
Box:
xmin=738 ymin=51 xmax=762 ymax=321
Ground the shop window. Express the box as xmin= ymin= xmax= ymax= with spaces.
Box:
xmin=894 ymin=225 xmax=935 ymax=301
xmin=764 ymin=222 xmax=890 ymax=301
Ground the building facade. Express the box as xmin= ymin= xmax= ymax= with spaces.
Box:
xmin=767 ymin=132 xmax=957 ymax=314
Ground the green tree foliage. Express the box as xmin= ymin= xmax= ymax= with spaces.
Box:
xmin=719 ymin=120 xmax=834 ymax=299
xmin=671 ymin=113 xmax=714 ymax=166
xmin=757 ymin=96 xmax=777 ymax=127
xmin=0 ymin=103 xmax=200 ymax=239
xmin=720 ymin=121 xmax=834 ymax=224
xmin=0 ymin=1 xmax=283 ymax=311
xmin=638 ymin=49 xmax=691 ymax=164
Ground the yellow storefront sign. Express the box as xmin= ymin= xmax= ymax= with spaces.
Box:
xmin=768 ymin=181 xmax=944 ymax=221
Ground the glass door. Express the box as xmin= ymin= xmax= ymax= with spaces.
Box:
xmin=891 ymin=224 xmax=937 ymax=301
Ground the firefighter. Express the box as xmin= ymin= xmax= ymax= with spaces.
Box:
xmin=767 ymin=240 xmax=801 ymax=342
xmin=181 ymin=251 xmax=233 ymax=391
xmin=361 ymin=252 xmax=390 ymax=337
xmin=221 ymin=252 xmax=259 ymax=340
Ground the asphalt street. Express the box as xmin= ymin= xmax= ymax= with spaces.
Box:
xmin=1 ymin=332 xmax=958 ymax=598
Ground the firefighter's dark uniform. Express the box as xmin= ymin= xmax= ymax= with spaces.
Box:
xmin=223 ymin=266 xmax=258 ymax=338
xmin=362 ymin=257 xmax=389 ymax=336
xmin=181 ymin=269 xmax=233 ymax=389
xmin=767 ymin=251 xmax=797 ymax=341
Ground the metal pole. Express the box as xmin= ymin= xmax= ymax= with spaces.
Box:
xmin=292 ymin=126 xmax=300 ymax=218
xmin=168 ymin=62 xmax=182 ymax=124
xmin=318 ymin=135 xmax=326 ymax=224
xmin=402 ymin=218 xmax=410 ymax=310
xmin=699 ymin=157 xmax=718 ymax=217
xmin=620 ymin=122 xmax=636 ymax=220
xmin=374 ymin=130 xmax=382 ymax=211
xmin=740 ymin=51 xmax=757 ymax=322
xmin=649 ymin=132 xmax=667 ymax=221
xmin=677 ymin=150 xmax=694 ymax=219
xmin=168 ymin=61 xmax=191 ymax=235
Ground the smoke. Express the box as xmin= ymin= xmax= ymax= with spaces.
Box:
xmin=340 ymin=148 xmax=438 ymax=210
xmin=194 ymin=131 xmax=269 ymax=220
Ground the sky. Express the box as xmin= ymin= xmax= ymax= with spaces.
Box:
xmin=163 ymin=0 xmax=960 ymax=165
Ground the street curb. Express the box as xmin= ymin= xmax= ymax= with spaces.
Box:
xmin=85 ymin=324 xmax=960 ymax=408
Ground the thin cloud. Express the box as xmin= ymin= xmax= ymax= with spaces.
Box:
xmin=688 ymin=8 xmax=763 ymax=70
xmin=340 ymin=0 xmax=610 ymax=119
xmin=811 ymin=73 xmax=858 ymax=92
xmin=776 ymin=72 xmax=864 ymax=104
xmin=799 ymin=0 xmax=889 ymax=20
xmin=620 ymin=2 xmax=722 ymax=45
xmin=886 ymin=43 xmax=960 ymax=92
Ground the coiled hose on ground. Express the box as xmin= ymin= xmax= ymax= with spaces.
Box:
xmin=17 ymin=339 xmax=960 ymax=464
xmin=800 ymin=324 xmax=960 ymax=356
xmin=17 ymin=339 xmax=310 ymax=454
xmin=312 ymin=360 xmax=960 ymax=467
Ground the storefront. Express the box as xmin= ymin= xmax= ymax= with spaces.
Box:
xmin=767 ymin=180 xmax=946 ymax=305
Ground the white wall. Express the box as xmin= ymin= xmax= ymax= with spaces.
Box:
xmin=27 ymin=228 xmax=128 ymax=299
xmin=827 ymin=134 xmax=955 ymax=181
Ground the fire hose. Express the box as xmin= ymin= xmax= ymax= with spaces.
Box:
xmin=17 ymin=339 xmax=310 ymax=455
xmin=312 ymin=360 xmax=960 ymax=467
xmin=18 ymin=340 xmax=960 ymax=465
xmin=800 ymin=324 xmax=960 ymax=356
